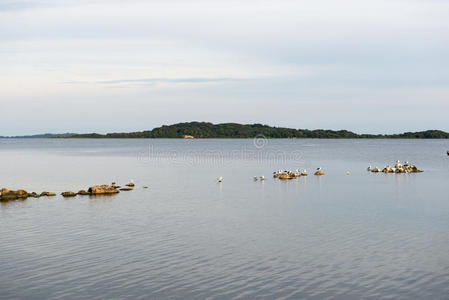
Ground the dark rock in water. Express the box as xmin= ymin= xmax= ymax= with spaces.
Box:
xmin=28 ymin=192 xmax=40 ymax=198
xmin=88 ymin=185 xmax=119 ymax=195
xmin=77 ymin=190 xmax=90 ymax=195
xmin=125 ymin=182 xmax=135 ymax=187
xmin=143 ymin=186 xmax=149 ymax=189
xmin=61 ymin=191 xmax=76 ymax=197
xmin=1 ymin=188 xmax=29 ymax=201
xmin=40 ymin=191 xmax=56 ymax=197
xmin=119 ymin=187 xmax=133 ymax=191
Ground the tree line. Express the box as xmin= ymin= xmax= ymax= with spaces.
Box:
xmin=63 ymin=122 xmax=449 ymax=139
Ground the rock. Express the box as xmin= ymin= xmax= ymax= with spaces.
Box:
xmin=77 ymin=190 xmax=90 ymax=195
xmin=40 ymin=191 xmax=56 ymax=197
xmin=125 ymin=182 xmax=135 ymax=187
xmin=278 ymin=173 xmax=294 ymax=180
xmin=28 ymin=192 xmax=40 ymax=198
xmin=382 ymin=167 xmax=394 ymax=173
xmin=0 ymin=189 xmax=29 ymax=201
xmin=88 ymin=185 xmax=119 ymax=195
xmin=143 ymin=186 xmax=149 ymax=189
xmin=61 ymin=191 xmax=76 ymax=197
xmin=314 ymin=171 xmax=325 ymax=175
xmin=372 ymin=162 xmax=423 ymax=174
xmin=119 ymin=187 xmax=133 ymax=191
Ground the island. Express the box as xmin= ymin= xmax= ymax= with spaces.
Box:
xmin=1 ymin=122 xmax=448 ymax=139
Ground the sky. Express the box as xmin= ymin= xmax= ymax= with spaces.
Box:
xmin=1 ymin=0 xmax=448 ymax=135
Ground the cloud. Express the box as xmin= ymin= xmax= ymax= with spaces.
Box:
xmin=96 ymin=77 xmax=242 ymax=85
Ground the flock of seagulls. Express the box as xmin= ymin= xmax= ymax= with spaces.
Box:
xmin=217 ymin=160 xmax=420 ymax=182
xmin=367 ymin=160 xmax=422 ymax=173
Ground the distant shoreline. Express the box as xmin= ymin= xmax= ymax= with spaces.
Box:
xmin=1 ymin=122 xmax=448 ymax=139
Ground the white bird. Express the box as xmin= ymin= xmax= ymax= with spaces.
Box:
xmin=217 ymin=176 xmax=223 ymax=183
xmin=317 ymin=167 xmax=322 ymax=171
xmin=367 ymin=165 xmax=372 ymax=171
xmin=253 ymin=176 xmax=258 ymax=181
xmin=346 ymin=171 xmax=350 ymax=175
xmin=260 ymin=176 xmax=265 ymax=180
xmin=302 ymin=169 xmax=307 ymax=175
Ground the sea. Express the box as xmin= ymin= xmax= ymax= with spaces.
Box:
xmin=0 ymin=138 xmax=448 ymax=299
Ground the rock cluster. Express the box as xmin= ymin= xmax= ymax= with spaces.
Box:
xmin=1 ymin=180 xmax=139 ymax=201
xmin=273 ymin=169 xmax=308 ymax=180
xmin=0 ymin=188 xmax=56 ymax=201
xmin=369 ymin=161 xmax=423 ymax=173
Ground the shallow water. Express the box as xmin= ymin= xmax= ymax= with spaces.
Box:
xmin=0 ymin=139 xmax=448 ymax=299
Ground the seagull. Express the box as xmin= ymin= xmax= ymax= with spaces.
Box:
xmin=253 ymin=176 xmax=258 ymax=181
xmin=260 ymin=176 xmax=265 ymax=180
xmin=346 ymin=171 xmax=350 ymax=175
xmin=217 ymin=176 xmax=223 ymax=183
xmin=317 ymin=167 xmax=322 ymax=171
xmin=367 ymin=165 xmax=372 ymax=171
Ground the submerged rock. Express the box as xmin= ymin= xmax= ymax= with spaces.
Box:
xmin=314 ymin=171 xmax=325 ymax=176
xmin=28 ymin=192 xmax=40 ymax=198
xmin=61 ymin=191 xmax=76 ymax=197
xmin=88 ymin=185 xmax=119 ymax=195
xmin=119 ymin=187 xmax=133 ymax=191
xmin=77 ymin=190 xmax=90 ymax=195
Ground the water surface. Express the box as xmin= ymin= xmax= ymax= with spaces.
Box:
xmin=1 ymin=139 xmax=448 ymax=299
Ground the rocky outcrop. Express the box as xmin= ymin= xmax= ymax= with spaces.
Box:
xmin=370 ymin=161 xmax=423 ymax=174
xmin=0 ymin=188 xmax=29 ymax=201
xmin=77 ymin=190 xmax=90 ymax=195
xmin=88 ymin=185 xmax=119 ymax=195
xmin=273 ymin=170 xmax=303 ymax=179
xmin=314 ymin=171 xmax=325 ymax=176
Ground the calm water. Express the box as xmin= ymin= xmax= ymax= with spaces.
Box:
xmin=1 ymin=139 xmax=448 ymax=299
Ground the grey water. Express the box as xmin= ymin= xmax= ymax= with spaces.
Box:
xmin=0 ymin=139 xmax=448 ymax=299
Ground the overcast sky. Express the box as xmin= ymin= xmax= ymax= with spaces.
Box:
xmin=1 ymin=0 xmax=448 ymax=135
